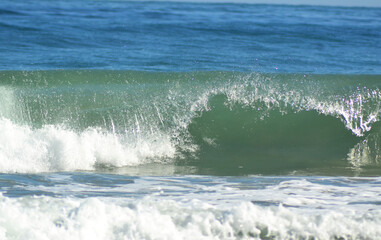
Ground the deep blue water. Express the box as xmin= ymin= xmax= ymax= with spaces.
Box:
xmin=1 ymin=0 xmax=380 ymax=73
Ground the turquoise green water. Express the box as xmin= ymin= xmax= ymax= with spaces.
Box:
xmin=1 ymin=70 xmax=380 ymax=175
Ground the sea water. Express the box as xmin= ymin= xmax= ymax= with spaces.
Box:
xmin=0 ymin=1 xmax=381 ymax=239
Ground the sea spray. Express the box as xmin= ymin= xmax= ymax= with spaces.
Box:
xmin=0 ymin=70 xmax=380 ymax=174
xmin=0 ymin=118 xmax=176 ymax=173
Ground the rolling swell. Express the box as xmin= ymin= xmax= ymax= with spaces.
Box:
xmin=0 ymin=70 xmax=380 ymax=175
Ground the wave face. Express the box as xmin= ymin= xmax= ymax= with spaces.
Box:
xmin=0 ymin=70 xmax=381 ymax=175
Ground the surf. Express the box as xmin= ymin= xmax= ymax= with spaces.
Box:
xmin=0 ymin=70 xmax=380 ymax=175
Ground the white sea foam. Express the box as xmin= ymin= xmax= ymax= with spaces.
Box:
xmin=0 ymin=118 xmax=176 ymax=173
xmin=0 ymin=194 xmax=380 ymax=240
xmin=1 ymin=170 xmax=381 ymax=239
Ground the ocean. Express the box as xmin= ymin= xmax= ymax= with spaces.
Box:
xmin=1 ymin=0 xmax=381 ymax=239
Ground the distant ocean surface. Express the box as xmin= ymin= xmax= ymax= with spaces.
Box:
xmin=1 ymin=1 xmax=381 ymax=239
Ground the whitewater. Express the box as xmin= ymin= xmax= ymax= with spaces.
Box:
xmin=1 ymin=0 xmax=381 ymax=239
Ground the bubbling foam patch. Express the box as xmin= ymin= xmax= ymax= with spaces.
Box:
xmin=0 ymin=118 xmax=176 ymax=173
xmin=0 ymin=195 xmax=380 ymax=240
